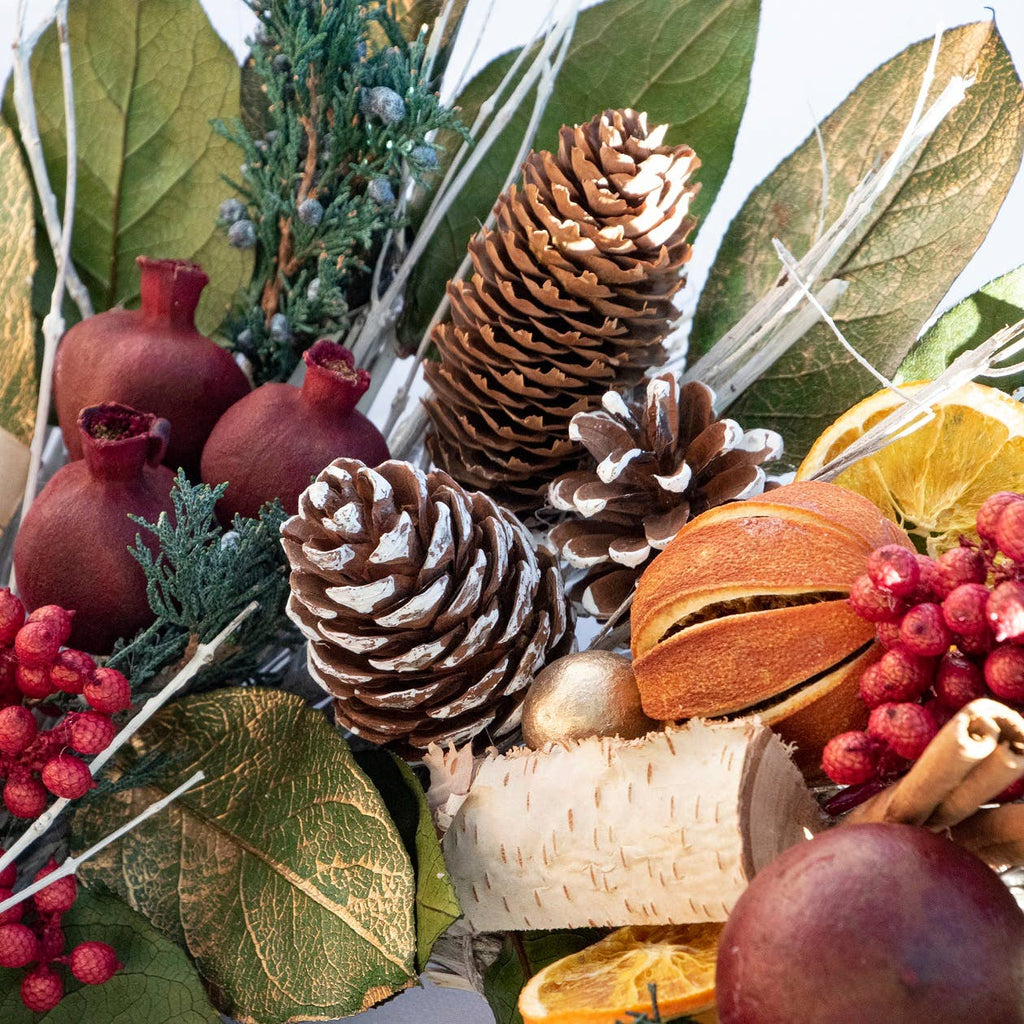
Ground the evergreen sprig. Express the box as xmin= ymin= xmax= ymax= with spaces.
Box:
xmin=107 ymin=472 xmax=296 ymax=691
xmin=215 ymin=0 xmax=465 ymax=383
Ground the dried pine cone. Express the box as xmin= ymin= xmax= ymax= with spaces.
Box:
xmin=425 ymin=108 xmax=700 ymax=512
xmin=282 ymin=459 xmax=573 ymax=753
xmin=548 ymin=374 xmax=782 ymax=617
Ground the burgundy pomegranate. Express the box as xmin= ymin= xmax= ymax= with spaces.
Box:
xmin=13 ymin=404 xmax=176 ymax=654
xmin=200 ymin=339 xmax=389 ymax=520
xmin=53 ymin=257 xmax=250 ymax=475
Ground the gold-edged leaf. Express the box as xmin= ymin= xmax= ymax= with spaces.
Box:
xmin=0 ymin=117 xmax=36 ymax=531
xmin=72 ymin=688 xmax=416 ymax=1024
xmin=689 ymin=21 xmax=1024 ymax=459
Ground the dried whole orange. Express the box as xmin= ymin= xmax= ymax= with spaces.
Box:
xmin=631 ymin=481 xmax=912 ymax=772
xmin=518 ymin=923 xmax=721 ymax=1024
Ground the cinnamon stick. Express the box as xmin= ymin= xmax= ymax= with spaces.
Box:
xmin=848 ymin=699 xmax=1024 ymax=828
xmin=951 ymin=805 xmax=1024 ymax=871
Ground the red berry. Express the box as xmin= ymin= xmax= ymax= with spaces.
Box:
xmin=987 ymin=581 xmax=1024 ymax=643
xmin=14 ymin=663 xmax=54 ymax=699
xmin=861 ymin=648 xmax=934 ymax=707
xmin=25 ymin=606 xmax=73 ymax=646
xmin=821 ymin=731 xmax=880 ymax=785
xmin=957 ymin=626 xmax=995 ymax=658
xmin=0 ymin=649 xmax=18 ymax=704
xmin=932 ymin=546 xmax=987 ymax=598
xmin=996 ymin=500 xmax=1024 ymax=562
xmin=923 ymin=698 xmax=956 ymax=730
xmin=977 ymin=491 xmax=1024 ymax=543
xmin=13 ymin=621 xmax=60 ymax=668
xmin=911 ymin=554 xmax=941 ymax=602
xmin=20 ymin=965 xmax=63 ymax=1013
xmin=868 ymin=702 xmax=938 ymax=761
xmin=32 ymin=859 xmax=76 ymax=915
xmin=3 ymin=773 xmax=47 ymax=818
xmin=41 ymin=755 xmax=94 ymax=800
xmin=866 ymin=545 xmax=920 ymax=597
xmin=0 ymin=888 xmax=22 ymax=925
xmin=849 ymin=574 xmax=904 ymax=623
xmin=83 ymin=668 xmax=131 ymax=714
xmin=49 ymin=649 xmax=96 ymax=695
xmin=899 ymin=602 xmax=951 ymax=657
xmin=942 ymin=582 xmax=991 ymax=637
xmin=70 ymin=941 xmax=121 ymax=984
xmin=0 ymin=851 xmax=17 ymax=889
xmin=0 ymin=705 xmax=37 ymax=757
xmin=67 ymin=711 xmax=116 ymax=756
xmin=875 ymin=621 xmax=903 ymax=649
xmin=985 ymin=646 xmax=1024 ymax=702
xmin=40 ymin=923 xmax=64 ymax=960
xmin=0 ymin=590 xmax=25 ymax=646
xmin=0 ymin=922 xmax=39 ymax=967
xmin=935 ymin=651 xmax=987 ymax=710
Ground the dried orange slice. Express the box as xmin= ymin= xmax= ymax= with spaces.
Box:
xmin=518 ymin=923 xmax=721 ymax=1024
xmin=797 ymin=381 xmax=1024 ymax=555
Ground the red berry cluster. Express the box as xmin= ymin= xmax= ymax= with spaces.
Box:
xmin=0 ymin=849 xmax=121 ymax=1011
xmin=0 ymin=591 xmax=131 ymax=818
xmin=823 ymin=491 xmax=1024 ymax=787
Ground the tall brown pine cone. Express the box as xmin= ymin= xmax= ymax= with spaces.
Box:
xmin=424 ymin=108 xmax=700 ymax=512
xmin=548 ymin=373 xmax=782 ymax=618
xmin=281 ymin=458 xmax=573 ymax=754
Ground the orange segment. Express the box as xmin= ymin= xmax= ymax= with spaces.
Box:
xmin=797 ymin=382 xmax=1024 ymax=554
xmin=518 ymin=924 xmax=721 ymax=1024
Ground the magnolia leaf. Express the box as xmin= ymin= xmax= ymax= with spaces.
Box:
xmin=689 ymin=21 xmax=1024 ymax=459
xmin=0 ymin=118 xmax=35 ymax=531
xmin=72 ymin=688 xmax=416 ymax=1024
xmin=354 ymin=750 xmax=461 ymax=971
xmin=483 ymin=930 xmax=605 ymax=1024
xmin=4 ymin=0 xmax=252 ymax=334
xmin=0 ymin=891 xmax=219 ymax=1024
xmin=896 ymin=265 xmax=1024 ymax=390
xmin=395 ymin=0 xmax=469 ymax=57
xmin=398 ymin=0 xmax=760 ymax=349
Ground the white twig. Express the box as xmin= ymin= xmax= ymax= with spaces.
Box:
xmin=10 ymin=1 xmax=92 ymax=320
xmin=0 ymin=602 xmax=258 ymax=875
xmin=810 ymin=317 xmax=1024 ymax=481
xmin=348 ymin=0 xmax=579 ymax=365
xmin=11 ymin=1 xmax=78 ymax=579
xmin=0 ymin=772 xmax=204 ymax=917
xmin=685 ymin=27 xmax=970 ymax=410
xmin=422 ymin=0 xmax=457 ymax=84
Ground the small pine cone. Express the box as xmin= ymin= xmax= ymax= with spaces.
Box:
xmin=548 ymin=375 xmax=781 ymax=616
xmin=425 ymin=109 xmax=701 ymax=511
xmin=282 ymin=459 xmax=573 ymax=754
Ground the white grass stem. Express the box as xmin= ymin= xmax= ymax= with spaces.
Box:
xmin=0 ymin=772 xmax=204 ymax=917
xmin=0 ymin=602 xmax=257 ymax=875
xmin=11 ymin=1 xmax=77 ymax=583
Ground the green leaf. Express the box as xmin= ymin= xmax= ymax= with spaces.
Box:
xmin=0 ymin=117 xmax=36 ymax=531
xmin=896 ymin=265 xmax=1024 ymax=389
xmin=0 ymin=890 xmax=219 ymax=1024
xmin=71 ymin=688 xmax=417 ymax=1024
xmin=354 ymin=750 xmax=461 ymax=972
xmin=483 ymin=930 xmax=605 ymax=1024
xmin=2 ymin=0 xmax=252 ymax=334
xmin=689 ymin=21 xmax=1024 ymax=459
xmin=395 ymin=0 xmax=469 ymax=63
xmin=398 ymin=0 xmax=760 ymax=349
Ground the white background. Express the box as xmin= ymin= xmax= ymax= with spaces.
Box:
xmin=1 ymin=1 xmax=1024 ymax=1021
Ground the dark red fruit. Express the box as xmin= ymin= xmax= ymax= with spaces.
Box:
xmin=41 ymin=754 xmax=94 ymax=800
xmin=977 ymin=491 xmax=1023 ymax=543
xmin=0 ymin=705 xmax=38 ymax=757
xmin=997 ymin=500 xmax=1024 ymax=562
xmin=3 ymin=773 xmax=47 ymax=818
xmin=866 ymin=545 xmax=920 ymax=597
xmin=932 ymin=546 xmax=986 ymax=598
xmin=49 ymin=648 xmax=96 ymax=695
xmin=53 ymin=256 xmax=250 ymax=476
xmin=0 ymin=922 xmax=40 ymax=967
xmin=868 ymin=702 xmax=937 ymax=760
xmin=14 ymin=621 xmax=60 ymax=668
xmin=83 ymin=667 xmax=132 ymax=713
xmin=12 ymin=403 xmax=176 ymax=653
xmin=20 ymin=965 xmax=63 ymax=1013
xmin=935 ymin=651 xmax=987 ymax=710
xmin=0 ymin=589 xmax=25 ymax=645
xmin=201 ymin=339 xmax=390 ymax=521
xmin=988 ymin=581 xmax=1024 ymax=643
xmin=70 ymin=941 xmax=121 ymax=984
xmin=942 ymin=582 xmax=990 ymax=636
xmin=67 ymin=711 xmax=116 ymax=755
xmin=899 ymin=603 xmax=951 ymax=657
xmin=25 ymin=605 xmax=74 ymax=645
xmin=716 ymin=824 xmax=1024 ymax=1024
xmin=821 ymin=731 xmax=879 ymax=785
xmin=14 ymin=663 xmax=54 ymax=699
xmin=0 ymin=851 xmax=17 ymax=889
xmin=849 ymin=574 xmax=904 ymax=622
xmin=985 ymin=646 xmax=1024 ymax=702
xmin=32 ymin=859 xmax=76 ymax=915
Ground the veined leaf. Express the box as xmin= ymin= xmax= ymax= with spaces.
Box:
xmin=72 ymin=688 xmax=416 ymax=1024
xmin=0 ymin=118 xmax=35 ymax=531
xmin=0 ymin=891 xmax=219 ymax=1024
xmin=398 ymin=0 xmax=760 ymax=349
xmin=897 ymin=265 xmax=1024 ymax=390
xmin=354 ymin=750 xmax=461 ymax=971
xmin=483 ymin=929 xmax=605 ymax=1024
xmin=689 ymin=21 xmax=1024 ymax=459
xmin=3 ymin=0 xmax=252 ymax=334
